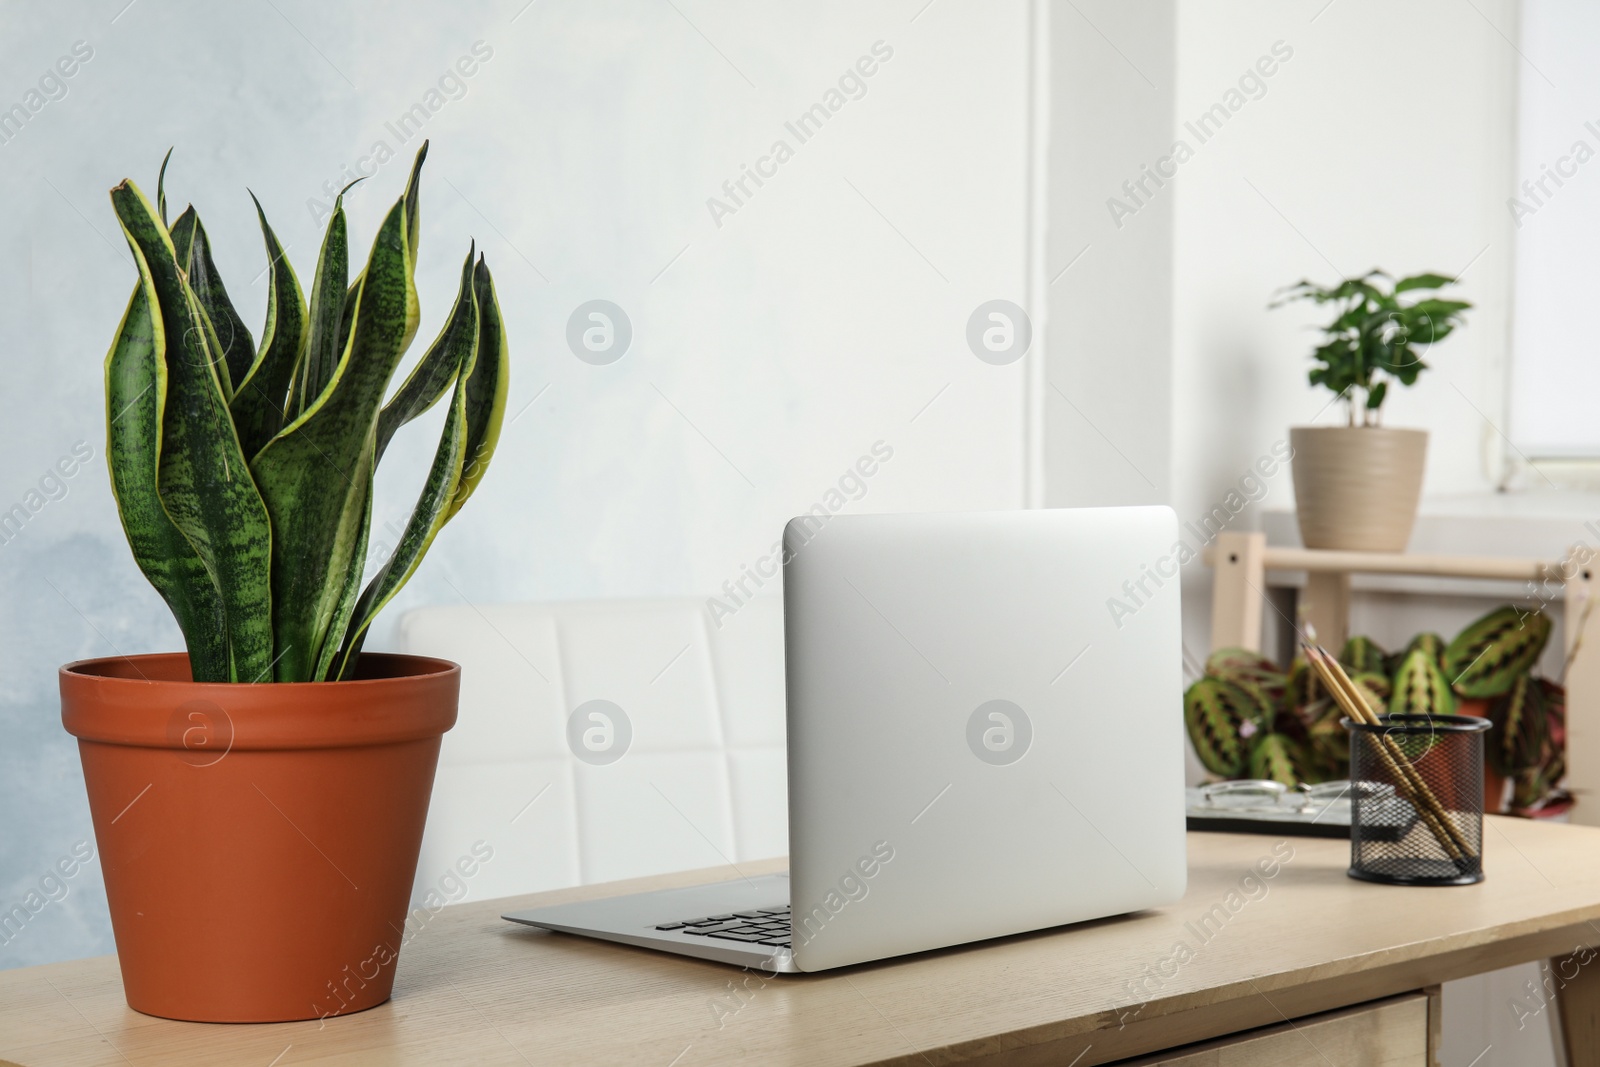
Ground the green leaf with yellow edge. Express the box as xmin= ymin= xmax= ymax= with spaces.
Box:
xmin=168 ymin=204 xmax=196 ymax=263
xmin=110 ymin=179 xmax=275 ymax=682
xmin=179 ymin=210 xmax=255 ymax=393
xmin=403 ymin=141 xmax=428 ymax=265
xmin=230 ymin=193 xmax=307 ymax=458
xmin=312 ymin=456 xmax=373 ymax=682
xmin=451 ymin=254 xmax=509 ymax=519
xmin=103 ymin=146 xmax=509 ymax=684
xmin=375 ymin=245 xmax=477 ymax=462
xmin=334 ymin=252 xmax=507 ymax=677
xmin=165 ymin=207 xmax=236 ymax=409
xmin=251 ymin=195 xmax=419 ymax=681
xmin=334 ymin=354 xmax=470 ymax=680
xmin=156 ymin=148 xmax=173 ymax=226
xmin=103 ymin=281 xmax=231 ymax=681
xmin=290 ymin=188 xmax=352 ymax=420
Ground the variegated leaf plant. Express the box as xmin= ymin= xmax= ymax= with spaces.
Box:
xmin=104 ymin=143 xmax=509 ymax=682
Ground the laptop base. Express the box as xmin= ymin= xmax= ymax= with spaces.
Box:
xmin=503 ymin=873 xmax=799 ymax=973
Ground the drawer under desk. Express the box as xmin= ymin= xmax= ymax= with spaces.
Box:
xmin=1113 ymin=990 xmax=1438 ymax=1067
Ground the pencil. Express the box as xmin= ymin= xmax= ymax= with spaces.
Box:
xmin=1303 ymin=644 xmax=1477 ymax=864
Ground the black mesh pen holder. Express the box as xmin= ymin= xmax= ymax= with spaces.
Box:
xmin=1345 ymin=714 xmax=1490 ymax=887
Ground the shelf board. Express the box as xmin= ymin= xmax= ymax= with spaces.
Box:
xmin=1202 ymin=545 xmax=1565 ymax=582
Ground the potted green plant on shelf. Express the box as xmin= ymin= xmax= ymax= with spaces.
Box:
xmin=59 ymin=142 xmax=509 ymax=1023
xmin=1272 ymin=270 xmax=1471 ymax=552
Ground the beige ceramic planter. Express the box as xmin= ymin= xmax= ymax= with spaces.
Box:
xmin=1289 ymin=426 xmax=1428 ymax=552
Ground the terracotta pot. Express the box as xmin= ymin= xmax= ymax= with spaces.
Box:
xmin=1289 ymin=426 xmax=1428 ymax=552
xmin=60 ymin=652 xmax=459 ymax=1023
xmin=1452 ymin=696 xmax=1508 ymax=814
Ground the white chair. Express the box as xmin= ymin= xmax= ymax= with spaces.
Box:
xmin=395 ymin=595 xmax=787 ymax=903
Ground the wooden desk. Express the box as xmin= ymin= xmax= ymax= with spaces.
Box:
xmin=5 ymin=817 xmax=1600 ymax=1066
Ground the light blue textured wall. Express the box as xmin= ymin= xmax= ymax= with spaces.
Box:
xmin=0 ymin=0 xmax=1031 ymax=967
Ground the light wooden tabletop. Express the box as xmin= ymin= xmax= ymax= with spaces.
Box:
xmin=5 ymin=816 xmax=1600 ymax=1066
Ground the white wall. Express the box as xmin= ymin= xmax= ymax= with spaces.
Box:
xmin=0 ymin=0 xmax=1035 ymax=969
xmin=1046 ymin=0 xmax=1176 ymax=507
xmin=1168 ymin=0 xmax=1519 ymax=648
xmin=1171 ymin=0 xmax=1517 ymax=513
xmin=1043 ymin=0 xmax=1525 ymax=653
xmin=1511 ymin=0 xmax=1600 ymax=458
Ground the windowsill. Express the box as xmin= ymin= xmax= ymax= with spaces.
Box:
xmin=1415 ymin=490 xmax=1600 ymax=523
xmin=1263 ymin=490 xmax=1600 ymax=550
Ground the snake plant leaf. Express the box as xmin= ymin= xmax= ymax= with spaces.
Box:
xmin=251 ymin=195 xmax=419 ymax=681
xmin=156 ymin=148 xmax=173 ymax=227
xmin=336 ymin=277 xmax=362 ymax=371
xmin=403 ymin=140 xmax=428 ymax=264
xmin=103 ymin=281 xmax=231 ymax=681
xmin=376 ymin=245 xmax=477 ymax=463
xmin=110 ymin=179 xmax=275 ymax=683
xmin=334 ymin=365 xmax=470 ymax=680
xmin=103 ymin=147 xmax=506 ymax=685
xmin=291 ymin=191 xmax=352 ymax=419
xmin=335 ymin=253 xmax=507 ymax=677
xmin=304 ymin=275 xmax=365 ymax=421
xmin=177 ymin=210 xmax=256 ymax=394
xmin=168 ymin=206 xmax=198 ymax=277
xmin=169 ymin=207 xmax=238 ymax=406
xmin=166 ymin=209 xmax=241 ymax=416
xmin=231 ymin=194 xmax=308 ymax=459
xmin=312 ymin=456 xmax=374 ymax=682
xmin=294 ymin=275 xmax=365 ymax=435
xmin=451 ymin=255 xmax=509 ymax=519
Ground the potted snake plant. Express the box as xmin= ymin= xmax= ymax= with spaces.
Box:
xmin=59 ymin=143 xmax=509 ymax=1023
xmin=1272 ymin=270 xmax=1470 ymax=552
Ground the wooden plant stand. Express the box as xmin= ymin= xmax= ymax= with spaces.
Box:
xmin=1203 ymin=530 xmax=1600 ymax=828
xmin=1205 ymin=530 xmax=1600 ymax=1060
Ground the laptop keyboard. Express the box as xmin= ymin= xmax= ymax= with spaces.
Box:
xmin=654 ymin=906 xmax=791 ymax=948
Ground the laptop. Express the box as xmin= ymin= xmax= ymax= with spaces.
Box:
xmin=503 ymin=507 xmax=1188 ymax=973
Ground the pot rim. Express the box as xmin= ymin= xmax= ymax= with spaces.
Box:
xmin=1341 ymin=713 xmax=1492 ymax=735
xmin=60 ymin=650 xmax=458 ymax=687
xmin=61 ymin=652 xmax=460 ymax=750
xmin=1288 ymin=424 xmax=1429 ymax=437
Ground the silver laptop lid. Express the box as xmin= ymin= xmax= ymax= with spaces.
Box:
xmin=782 ymin=507 xmax=1188 ymax=971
